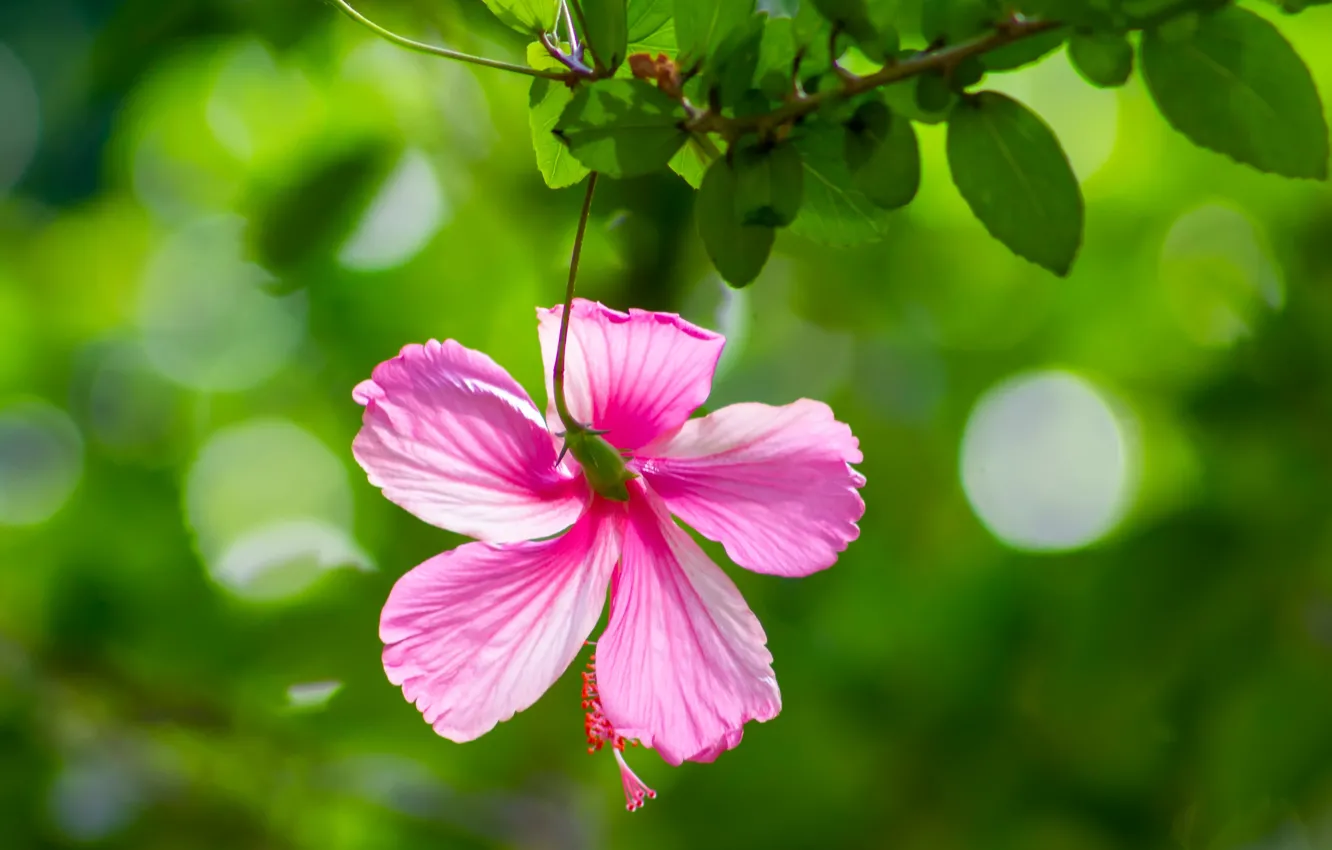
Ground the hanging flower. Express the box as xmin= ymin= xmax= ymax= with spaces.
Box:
xmin=352 ymin=299 xmax=865 ymax=810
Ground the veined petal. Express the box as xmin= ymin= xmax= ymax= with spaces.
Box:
xmin=596 ymin=482 xmax=780 ymax=765
xmin=381 ymin=502 xmax=624 ymax=742
xmin=353 ymin=339 xmax=585 ymax=543
xmin=537 ymin=299 xmax=725 ymax=451
xmin=639 ymin=400 xmax=865 ymax=578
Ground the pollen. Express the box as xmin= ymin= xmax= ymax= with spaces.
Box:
xmin=581 ymin=649 xmax=656 ymax=811
xmin=581 ymin=651 xmax=620 ymax=753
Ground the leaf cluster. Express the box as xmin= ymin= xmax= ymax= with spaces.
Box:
xmin=479 ymin=0 xmax=1332 ymax=284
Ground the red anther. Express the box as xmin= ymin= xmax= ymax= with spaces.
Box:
xmin=581 ymin=653 xmax=622 ymax=752
xmin=580 ymin=648 xmax=653 ymax=810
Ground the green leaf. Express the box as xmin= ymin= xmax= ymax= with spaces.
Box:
xmin=480 ymin=0 xmax=559 ymax=34
xmin=575 ymin=0 xmax=629 ymax=72
xmin=882 ymin=67 xmax=952 ymax=124
xmin=1010 ymin=0 xmax=1110 ymax=27
xmin=526 ymin=42 xmax=579 ymax=189
xmin=789 ymin=121 xmax=890 ymax=246
xmin=627 ymin=0 xmax=673 ymax=42
xmin=859 ymin=25 xmax=901 ymax=64
xmin=809 ymin=0 xmax=869 ymax=29
xmin=816 ymin=0 xmax=901 ymax=65
xmin=844 ymin=99 xmax=887 ymax=171
xmin=1021 ymin=0 xmax=1220 ymax=27
xmin=921 ymin=0 xmax=995 ymax=44
xmin=732 ymin=142 xmax=804 ymax=226
xmin=1069 ymin=30 xmax=1134 ymax=87
xmin=555 ymin=79 xmax=688 ymax=177
xmin=701 ymin=13 xmax=765 ymax=109
xmin=859 ymin=0 xmax=903 ymax=62
xmin=670 ymin=136 xmax=714 ymax=187
xmin=1123 ymin=0 xmax=1228 ymax=24
xmin=791 ymin=0 xmax=826 ymax=44
xmin=756 ymin=16 xmax=797 ymax=100
xmin=951 ymin=55 xmax=986 ymax=90
xmin=734 ymin=89 xmax=774 ymax=118
xmin=1140 ymin=5 xmax=1328 ymax=179
xmin=791 ymin=1 xmax=833 ymax=81
xmin=628 ymin=19 xmax=676 ymax=54
xmin=915 ymin=72 xmax=955 ymax=113
xmin=697 ymin=157 xmax=775 ymax=286
xmin=529 ymin=78 xmax=591 ymax=188
xmin=810 ymin=0 xmax=879 ymax=49
xmin=675 ymin=0 xmax=755 ymax=64
xmin=946 ymin=92 xmax=1083 ymax=275
xmin=1153 ymin=11 xmax=1200 ymax=42
xmin=845 ymin=98 xmax=919 ymax=210
xmin=980 ymin=27 xmax=1066 ymax=70
xmin=526 ymin=41 xmax=566 ymax=72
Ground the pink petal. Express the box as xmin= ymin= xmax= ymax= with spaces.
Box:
xmin=638 ymin=399 xmax=865 ymax=578
xmin=353 ymin=339 xmax=586 ymax=543
xmin=537 ymin=299 xmax=725 ymax=451
xmin=596 ymin=483 xmax=781 ymax=765
xmin=381 ymin=502 xmax=623 ymax=742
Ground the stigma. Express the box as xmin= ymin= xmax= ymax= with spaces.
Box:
xmin=582 ymin=650 xmax=656 ymax=812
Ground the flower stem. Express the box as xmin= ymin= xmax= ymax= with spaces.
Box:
xmin=553 ymin=172 xmax=598 ymax=433
xmin=327 ymin=0 xmax=570 ymax=80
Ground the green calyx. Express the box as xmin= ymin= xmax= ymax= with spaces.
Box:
xmin=562 ymin=425 xmax=635 ymax=502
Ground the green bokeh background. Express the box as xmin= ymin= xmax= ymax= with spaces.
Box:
xmin=4 ymin=1 xmax=1332 ymax=848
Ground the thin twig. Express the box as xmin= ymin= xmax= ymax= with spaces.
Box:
xmin=327 ymin=0 xmax=569 ymax=80
xmin=560 ymin=0 xmax=582 ymax=60
xmin=829 ymin=25 xmax=858 ymax=84
xmin=553 ymin=173 xmax=599 ymax=432
xmin=541 ymin=31 xmax=594 ymax=76
xmin=565 ymin=0 xmax=603 ymax=72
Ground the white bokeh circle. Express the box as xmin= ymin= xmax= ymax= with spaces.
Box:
xmin=185 ymin=417 xmax=371 ymax=601
xmin=0 ymin=400 xmax=84 ymax=527
xmin=137 ymin=215 xmax=305 ymax=392
xmin=961 ymin=370 xmax=1136 ymax=552
xmin=0 ymin=43 xmax=41 ymax=197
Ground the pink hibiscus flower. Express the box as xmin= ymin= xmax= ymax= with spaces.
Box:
xmin=352 ymin=299 xmax=865 ymax=810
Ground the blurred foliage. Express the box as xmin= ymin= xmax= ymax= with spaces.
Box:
xmin=3 ymin=0 xmax=1332 ymax=849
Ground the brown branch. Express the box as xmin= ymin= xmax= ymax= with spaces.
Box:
xmin=687 ymin=17 xmax=1063 ymax=140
